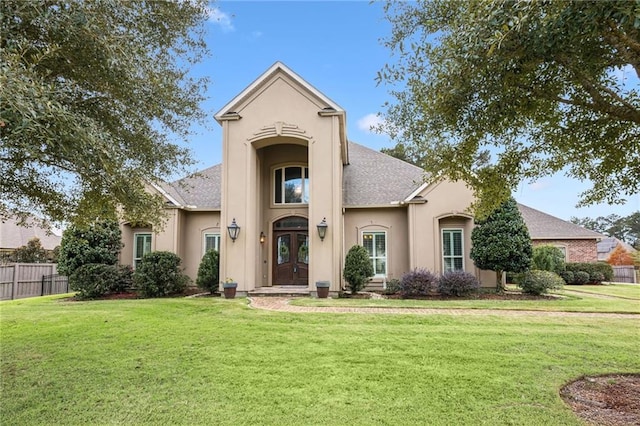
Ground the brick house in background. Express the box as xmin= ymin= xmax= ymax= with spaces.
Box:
xmin=517 ymin=204 xmax=603 ymax=263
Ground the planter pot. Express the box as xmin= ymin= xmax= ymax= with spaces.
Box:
xmin=223 ymin=282 xmax=237 ymax=299
xmin=316 ymin=281 xmax=330 ymax=299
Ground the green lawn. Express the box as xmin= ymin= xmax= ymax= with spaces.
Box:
xmin=564 ymin=283 xmax=640 ymax=299
xmin=2 ymin=295 xmax=639 ymax=425
xmin=293 ymin=285 xmax=640 ymax=313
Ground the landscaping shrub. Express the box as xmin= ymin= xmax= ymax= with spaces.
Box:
xmin=57 ymin=220 xmax=122 ymax=276
xmin=343 ymin=245 xmax=374 ymax=294
xmin=558 ymin=270 xmax=574 ymax=285
xmin=518 ymin=270 xmax=564 ymax=295
xmin=589 ymin=271 xmax=605 ymax=284
xmin=133 ymin=251 xmax=190 ymax=298
xmin=70 ymin=263 xmax=123 ymax=299
xmin=531 ymin=245 xmax=565 ymax=273
xmin=196 ymin=250 xmax=220 ymax=294
xmin=565 ymin=262 xmax=614 ymax=282
xmin=437 ymin=271 xmax=480 ymax=297
xmin=572 ymin=271 xmax=591 ymax=285
xmin=382 ymin=278 xmax=401 ymax=295
xmin=400 ymin=269 xmax=437 ymax=298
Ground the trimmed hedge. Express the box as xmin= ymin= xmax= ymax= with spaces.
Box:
xmin=518 ymin=270 xmax=564 ymax=295
xmin=382 ymin=278 xmax=401 ymax=295
xmin=400 ymin=269 xmax=437 ymax=298
xmin=133 ymin=251 xmax=190 ymax=298
xmin=438 ymin=271 xmax=480 ymax=297
xmin=573 ymin=271 xmax=591 ymax=285
xmin=70 ymin=263 xmax=130 ymax=299
xmin=565 ymin=262 xmax=613 ymax=283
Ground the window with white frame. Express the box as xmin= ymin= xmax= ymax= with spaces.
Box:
xmin=555 ymin=245 xmax=568 ymax=261
xmin=442 ymin=229 xmax=464 ymax=272
xmin=204 ymin=233 xmax=220 ymax=254
xmin=362 ymin=231 xmax=387 ymax=277
xmin=133 ymin=233 xmax=152 ymax=268
xmin=274 ymin=166 xmax=309 ymax=204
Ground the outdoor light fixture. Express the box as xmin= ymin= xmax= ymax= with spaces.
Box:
xmin=227 ymin=218 xmax=240 ymax=242
xmin=317 ymin=218 xmax=328 ymax=241
xmin=260 ymin=231 xmax=266 ymax=244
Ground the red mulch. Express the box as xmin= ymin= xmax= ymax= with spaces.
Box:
xmin=561 ymin=374 xmax=640 ymax=425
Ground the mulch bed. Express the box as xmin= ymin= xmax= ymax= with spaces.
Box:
xmin=560 ymin=374 xmax=640 ymax=426
xmin=381 ymin=291 xmax=558 ymax=301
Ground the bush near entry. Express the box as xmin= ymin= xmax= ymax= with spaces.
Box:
xmin=400 ymin=269 xmax=437 ymax=298
xmin=343 ymin=245 xmax=374 ymax=295
xmin=196 ymin=250 xmax=220 ymax=294
xmin=437 ymin=271 xmax=480 ymax=297
xmin=134 ymin=251 xmax=190 ymax=298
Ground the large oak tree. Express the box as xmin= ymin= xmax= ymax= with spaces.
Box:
xmin=378 ymin=0 xmax=640 ymax=218
xmin=1 ymin=0 xmax=210 ymax=226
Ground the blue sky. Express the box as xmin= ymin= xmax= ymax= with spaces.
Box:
xmin=183 ymin=0 xmax=639 ymax=221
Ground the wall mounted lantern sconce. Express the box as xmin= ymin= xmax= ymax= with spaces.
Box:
xmin=227 ymin=218 xmax=240 ymax=242
xmin=260 ymin=231 xmax=266 ymax=244
xmin=317 ymin=218 xmax=328 ymax=241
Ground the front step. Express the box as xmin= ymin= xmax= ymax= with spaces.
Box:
xmin=248 ymin=285 xmax=310 ymax=297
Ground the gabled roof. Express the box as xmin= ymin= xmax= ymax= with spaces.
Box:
xmin=343 ymin=142 xmax=426 ymax=206
xmin=517 ymin=203 xmax=604 ymax=240
xmin=215 ymin=61 xmax=344 ymax=120
xmin=597 ymin=237 xmax=637 ymax=261
xmin=160 ymin=165 xmax=222 ymax=210
xmin=0 ymin=216 xmax=62 ymax=250
xmin=157 ymin=142 xmax=426 ymax=209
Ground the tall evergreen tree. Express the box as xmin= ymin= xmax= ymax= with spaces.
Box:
xmin=470 ymin=197 xmax=532 ymax=291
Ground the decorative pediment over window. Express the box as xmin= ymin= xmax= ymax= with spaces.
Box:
xmin=247 ymin=121 xmax=311 ymax=142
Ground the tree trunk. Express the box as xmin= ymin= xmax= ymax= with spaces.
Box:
xmin=496 ymin=269 xmax=504 ymax=292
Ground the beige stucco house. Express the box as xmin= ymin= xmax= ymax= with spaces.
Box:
xmin=120 ymin=62 xmax=496 ymax=295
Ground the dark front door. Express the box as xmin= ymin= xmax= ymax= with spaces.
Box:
xmin=273 ymin=230 xmax=309 ymax=285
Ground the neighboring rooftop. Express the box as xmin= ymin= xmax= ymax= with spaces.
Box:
xmin=517 ymin=204 xmax=604 ymax=240
xmin=597 ymin=237 xmax=637 ymax=261
xmin=0 ymin=216 xmax=62 ymax=250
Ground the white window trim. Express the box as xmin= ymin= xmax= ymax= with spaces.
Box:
xmin=133 ymin=232 xmax=152 ymax=268
xmin=273 ymin=165 xmax=309 ymax=205
xmin=442 ymin=228 xmax=464 ymax=273
xmin=553 ymin=244 xmax=569 ymax=262
xmin=203 ymin=233 xmax=221 ymax=255
xmin=362 ymin=230 xmax=387 ymax=278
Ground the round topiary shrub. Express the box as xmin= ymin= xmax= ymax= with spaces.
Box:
xmin=133 ymin=251 xmax=190 ymax=298
xmin=400 ymin=268 xmax=437 ymax=298
xmin=573 ymin=271 xmax=591 ymax=285
xmin=438 ymin=271 xmax=480 ymax=297
xmin=518 ymin=270 xmax=564 ymax=295
xmin=382 ymin=278 xmax=401 ymax=295
xmin=343 ymin=245 xmax=374 ymax=294
xmin=196 ymin=250 xmax=220 ymax=294
xmin=589 ymin=271 xmax=605 ymax=284
xmin=558 ymin=270 xmax=574 ymax=285
xmin=70 ymin=263 xmax=122 ymax=299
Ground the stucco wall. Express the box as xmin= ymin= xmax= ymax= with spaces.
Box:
xmin=532 ymin=239 xmax=598 ymax=263
xmin=180 ymin=211 xmax=221 ymax=280
xmin=344 ymin=207 xmax=410 ymax=287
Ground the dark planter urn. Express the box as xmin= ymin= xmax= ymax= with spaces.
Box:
xmin=223 ymin=282 xmax=237 ymax=299
xmin=316 ymin=281 xmax=330 ymax=298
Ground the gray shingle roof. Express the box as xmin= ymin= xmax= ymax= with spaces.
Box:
xmin=517 ymin=203 xmax=604 ymax=240
xmin=0 ymin=216 xmax=62 ymax=250
xmin=164 ymin=164 xmax=222 ymax=209
xmin=343 ymin=142 xmax=426 ymax=206
xmin=161 ymin=142 xmax=426 ymax=209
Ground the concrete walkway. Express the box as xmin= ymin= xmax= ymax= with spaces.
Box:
xmin=248 ymin=297 xmax=640 ymax=319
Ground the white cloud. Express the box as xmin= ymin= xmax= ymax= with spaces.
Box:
xmin=529 ymin=180 xmax=551 ymax=191
xmin=207 ymin=7 xmax=234 ymax=32
xmin=357 ymin=113 xmax=383 ymax=133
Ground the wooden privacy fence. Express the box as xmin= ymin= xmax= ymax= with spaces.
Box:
xmin=611 ymin=266 xmax=638 ymax=284
xmin=0 ymin=263 xmax=69 ymax=300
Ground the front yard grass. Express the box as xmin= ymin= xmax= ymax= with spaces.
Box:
xmin=293 ymin=285 xmax=640 ymax=313
xmin=1 ymin=295 xmax=639 ymax=425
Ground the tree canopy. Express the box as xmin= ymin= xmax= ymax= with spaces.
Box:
xmin=470 ymin=197 xmax=532 ymax=290
xmin=571 ymin=211 xmax=640 ymax=249
xmin=378 ymin=0 xmax=640 ymax=218
xmin=1 ymin=0 xmax=210 ymax=226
